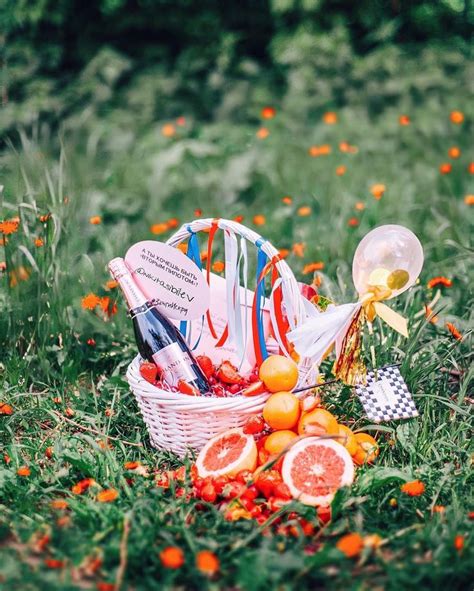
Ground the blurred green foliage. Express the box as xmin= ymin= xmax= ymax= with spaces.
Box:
xmin=1 ymin=0 xmax=472 ymax=138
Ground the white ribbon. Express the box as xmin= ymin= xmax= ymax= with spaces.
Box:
xmin=286 ymin=302 xmax=361 ymax=366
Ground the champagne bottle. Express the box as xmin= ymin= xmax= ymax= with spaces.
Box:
xmin=108 ymin=257 xmax=210 ymax=394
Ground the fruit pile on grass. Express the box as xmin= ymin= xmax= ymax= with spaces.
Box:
xmin=155 ymin=355 xmax=379 ymax=531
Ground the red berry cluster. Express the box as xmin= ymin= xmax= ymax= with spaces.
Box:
xmin=155 ymin=464 xmax=331 ymax=535
xmin=139 ymin=357 xmax=267 ymax=398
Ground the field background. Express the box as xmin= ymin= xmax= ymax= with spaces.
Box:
xmin=0 ymin=1 xmax=473 ymax=590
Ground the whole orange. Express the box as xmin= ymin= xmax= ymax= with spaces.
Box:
xmin=259 ymin=355 xmax=299 ymax=393
xmin=336 ymin=424 xmax=358 ymax=456
xmin=297 ymin=408 xmax=338 ymax=436
xmin=264 ymin=430 xmax=298 ymax=455
xmin=353 ymin=433 xmax=379 ymax=465
xmin=263 ymin=392 xmax=300 ymax=430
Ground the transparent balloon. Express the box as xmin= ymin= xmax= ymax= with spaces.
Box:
xmin=352 ymin=225 xmax=424 ymax=299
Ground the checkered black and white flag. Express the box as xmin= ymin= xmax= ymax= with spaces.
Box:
xmin=355 ymin=365 xmax=418 ymax=422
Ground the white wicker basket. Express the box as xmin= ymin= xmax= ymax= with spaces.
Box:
xmin=126 ymin=217 xmax=311 ymax=456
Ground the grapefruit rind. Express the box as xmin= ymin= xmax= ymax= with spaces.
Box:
xmin=196 ymin=428 xmax=257 ymax=478
xmin=281 ymin=438 xmax=354 ymax=506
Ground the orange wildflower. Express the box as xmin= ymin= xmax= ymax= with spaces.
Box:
xmin=469 ymin=162 xmax=474 ymax=174
xmin=97 ymin=488 xmax=119 ymax=503
xmin=253 ymin=214 xmax=266 ymax=226
xmin=389 ymin=498 xmax=398 ymax=507
xmin=176 ymin=244 xmax=187 ymax=254
xmin=400 ymin=479 xmax=425 ymax=496
xmin=464 ymin=195 xmax=474 ymax=205
xmin=32 ymin=532 xmax=50 ymax=553
xmin=194 ymin=208 xmax=202 ymax=216
xmin=45 ymin=558 xmax=65 ymax=569
xmin=355 ymin=201 xmax=365 ymax=211
xmin=56 ymin=515 xmax=71 ymax=528
xmin=439 ymin=163 xmax=452 ymax=175
xmin=323 ymin=111 xmax=337 ymax=124
xmin=97 ymin=583 xmax=115 ymax=591
xmin=50 ymin=499 xmax=69 ymax=510
xmin=4 ymin=454 xmax=11 ymax=464
xmin=424 ymin=305 xmax=439 ymax=324
xmin=302 ymin=262 xmax=324 ymax=274
xmin=256 ymin=127 xmax=270 ymax=139
xmin=105 ymin=280 xmax=118 ymax=290
xmin=17 ymin=466 xmax=31 ymax=477
xmin=432 ymin=505 xmax=445 ymax=514
xmin=0 ymin=219 xmax=20 ymax=235
xmin=196 ymin=550 xmax=220 ymax=576
xmin=448 ymin=146 xmax=461 ymax=159
xmin=233 ymin=215 xmax=244 ymax=223
xmin=319 ymin=144 xmax=331 ymax=155
xmin=336 ymin=532 xmax=364 ymax=558
xmin=39 ymin=213 xmax=51 ymax=223
xmin=292 ymin=242 xmax=305 ymax=258
xmin=200 ymin=250 xmax=208 ymax=261
xmin=167 ymin=217 xmax=179 ymax=229
xmin=282 ymin=196 xmax=292 ymax=205
xmin=87 ymin=338 xmax=96 ymax=346
xmin=297 ymin=206 xmax=311 ymax=216
xmin=261 ymin=106 xmax=276 ymax=119
xmin=370 ymin=184 xmax=386 ymax=200
xmin=9 ymin=265 xmax=30 ymax=287
xmin=160 ymin=546 xmax=184 ymax=569
xmin=278 ymin=248 xmax=290 ymax=259
xmin=454 ymin=534 xmax=465 ymax=552
xmin=449 ymin=111 xmax=464 ymax=124
xmin=468 ymin=511 xmax=474 ymax=520
xmin=212 ymin=261 xmax=225 ymax=273
xmin=348 ymin=217 xmax=359 ymax=227
xmin=45 ymin=446 xmax=53 ymax=459
xmin=335 ymin=165 xmax=346 ymax=176
xmin=161 ymin=123 xmax=176 ymax=137
xmin=339 ymin=141 xmax=357 ymax=153
xmin=446 ymin=322 xmax=462 ymax=340
xmin=52 ymin=397 xmax=62 ymax=404
xmin=65 ymin=407 xmax=75 ymax=417
xmin=150 ymin=223 xmax=169 ymax=235
xmin=427 ymin=276 xmax=452 ymax=289
xmin=399 ymin=115 xmax=410 ymax=126
xmin=176 ymin=116 xmax=186 ymax=126
xmin=81 ymin=293 xmax=101 ymax=310
xmin=124 ymin=461 xmax=141 ymax=470
xmin=0 ymin=402 xmax=13 ymax=415
xmin=72 ymin=478 xmax=95 ymax=495
xmin=34 ymin=237 xmax=44 ymax=247
xmin=89 ymin=216 xmax=102 ymax=225
xmin=0 ymin=261 xmax=6 ymax=272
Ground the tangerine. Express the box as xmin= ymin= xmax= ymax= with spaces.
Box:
xmin=264 ymin=430 xmax=298 ymax=455
xmin=297 ymin=408 xmax=338 ymax=436
xmin=353 ymin=433 xmax=379 ymax=465
xmin=336 ymin=424 xmax=358 ymax=456
xmin=259 ymin=355 xmax=299 ymax=393
xmin=263 ymin=392 xmax=300 ymax=430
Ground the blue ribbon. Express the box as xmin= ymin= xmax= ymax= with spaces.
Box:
xmin=255 ymin=237 xmax=269 ymax=360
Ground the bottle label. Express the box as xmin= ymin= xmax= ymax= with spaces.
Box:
xmin=152 ymin=342 xmax=197 ymax=387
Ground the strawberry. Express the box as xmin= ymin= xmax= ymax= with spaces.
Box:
xmin=196 ymin=355 xmax=214 ymax=379
xmin=242 ymin=381 xmax=267 ymax=396
xmin=177 ymin=380 xmax=199 ymax=396
xmin=216 ymin=360 xmax=243 ymax=385
xmin=139 ymin=361 xmax=160 ymax=384
xmin=243 ymin=415 xmax=265 ymax=435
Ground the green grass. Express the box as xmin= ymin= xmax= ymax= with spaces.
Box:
xmin=0 ymin=46 xmax=473 ymax=590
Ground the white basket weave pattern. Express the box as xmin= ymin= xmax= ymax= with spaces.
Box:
xmin=126 ymin=217 xmax=308 ymax=456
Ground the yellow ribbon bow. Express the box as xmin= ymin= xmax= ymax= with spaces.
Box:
xmin=333 ymin=284 xmax=409 ymax=385
xmin=360 ymin=284 xmax=408 ymax=338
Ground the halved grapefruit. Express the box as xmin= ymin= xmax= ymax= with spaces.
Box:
xmin=281 ymin=437 xmax=354 ymax=506
xmin=196 ymin=428 xmax=257 ymax=478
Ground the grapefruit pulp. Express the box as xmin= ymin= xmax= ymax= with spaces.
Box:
xmin=281 ymin=438 xmax=354 ymax=506
xmin=196 ymin=428 xmax=257 ymax=478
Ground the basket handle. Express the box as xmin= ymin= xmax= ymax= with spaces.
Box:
xmin=166 ymin=218 xmax=307 ymax=363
